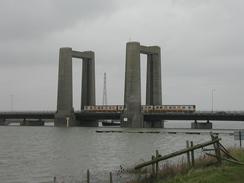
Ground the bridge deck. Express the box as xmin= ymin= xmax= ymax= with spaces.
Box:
xmin=144 ymin=112 xmax=244 ymax=121
xmin=0 ymin=111 xmax=244 ymax=122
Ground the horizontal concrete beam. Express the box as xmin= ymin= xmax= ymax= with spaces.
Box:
xmin=0 ymin=112 xmax=54 ymax=119
xmin=144 ymin=112 xmax=244 ymax=121
xmin=20 ymin=120 xmax=45 ymax=126
xmin=72 ymin=50 xmax=93 ymax=59
xmin=140 ymin=45 xmax=160 ymax=55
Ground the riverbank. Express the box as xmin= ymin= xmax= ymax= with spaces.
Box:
xmin=132 ymin=148 xmax=244 ymax=183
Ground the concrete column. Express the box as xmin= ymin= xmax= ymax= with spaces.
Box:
xmin=146 ymin=54 xmax=153 ymax=105
xmin=55 ymin=47 xmax=76 ymax=126
xmin=145 ymin=47 xmax=163 ymax=128
xmin=151 ymin=46 xmax=162 ymax=105
xmin=81 ymin=58 xmax=88 ymax=109
xmin=81 ymin=52 xmax=96 ymax=109
xmin=80 ymin=52 xmax=97 ymax=127
xmin=88 ymin=53 xmax=96 ymax=106
xmin=146 ymin=46 xmax=162 ymax=105
xmin=151 ymin=47 xmax=163 ymax=128
xmin=123 ymin=42 xmax=143 ymax=128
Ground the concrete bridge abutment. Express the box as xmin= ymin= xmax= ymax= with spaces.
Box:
xmin=122 ymin=42 xmax=163 ymax=128
xmin=0 ymin=118 xmax=7 ymax=125
xmin=54 ymin=47 xmax=97 ymax=127
xmin=191 ymin=120 xmax=212 ymax=129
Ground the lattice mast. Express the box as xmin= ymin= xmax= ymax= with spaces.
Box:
xmin=102 ymin=72 xmax=108 ymax=105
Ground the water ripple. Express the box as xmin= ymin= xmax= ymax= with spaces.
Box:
xmin=0 ymin=123 xmax=242 ymax=182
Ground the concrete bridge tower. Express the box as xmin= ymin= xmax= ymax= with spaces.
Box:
xmin=122 ymin=42 xmax=162 ymax=128
xmin=54 ymin=47 xmax=96 ymax=126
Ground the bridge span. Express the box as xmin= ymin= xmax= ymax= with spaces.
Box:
xmin=53 ymin=43 xmax=244 ymax=128
xmin=143 ymin=111 xmax=244 ymax=121
xmin=1 ymin=111 xmax=244 ymax=128
xmin=2 ymin=43 xmax=242 ymax=128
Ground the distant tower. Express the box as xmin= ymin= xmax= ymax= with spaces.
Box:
xmin=102 ymin=72 xmax=108 ymax=105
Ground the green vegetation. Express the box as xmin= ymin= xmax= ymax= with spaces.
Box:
xmin=131 ymin=148 xmax=244 ymax=183
xmin=160 ymin=148 xmax=244 ymax=183
xmin=162 ymin=164 xmax=244 ymax=183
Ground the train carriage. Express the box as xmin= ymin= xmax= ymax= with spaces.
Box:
xmin=84 ymin=105 xmax=123 ymax=112
xmin=117 ymin=105 xmax=124 ymax=112
xmin=84 ymin=105 xmax=196 ymax=113
xmin=141 ymin=105 xmax=154 ymax=113
xmin=83 ymin=106 xmax=95 ymax=111
xmin=142 ymin=105 xmax=196 ymax=113
xmin=95 ymin=105 xmax=117 ymax=112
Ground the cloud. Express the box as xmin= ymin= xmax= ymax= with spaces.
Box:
xmin=0 ymin=0 xmax=244 ymax=110
xmin=0 ymin=0 xmax=117 ymax=41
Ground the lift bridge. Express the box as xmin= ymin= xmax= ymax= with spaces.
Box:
xmin=1 ymin=42 xmax=244 ymax=128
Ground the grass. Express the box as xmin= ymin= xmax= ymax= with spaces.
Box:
xmin=162 ymin=164 xmax=244 ymax=183
xmin=130 ymin=148 xmax=244 ymax=183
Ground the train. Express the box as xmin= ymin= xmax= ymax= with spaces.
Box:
xmin=83 ymin=105 xmax=196 ymax=113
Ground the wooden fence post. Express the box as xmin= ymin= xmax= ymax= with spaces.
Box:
xmin=211 ymin=134 xmax=221 ymax=164
xmin=156 ymin=150 xmax=159 ymax=177
xmin=134 ymin=138 xmax=221 ymax=170
xmin=190 ymin=141 xmax=195 ymax=167
xmin=151 ymin=155 xmax=155 ymax=176
xmin=87 ymin=169 xmax=90 ymax=183
xmin=53 ymin=176 xmax=56 ymax=183
xmin=186 ymin=140 xmax=191 ymax=167
xmin=239 ymin=131 xmax=242 ymax=147
xmin=109 ymin=172 xmax=113 ymax=183
xmin=216 ymin=141 xmax=222 ymax=164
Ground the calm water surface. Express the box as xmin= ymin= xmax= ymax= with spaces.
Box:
xmin=0 ymin=121 xmax=243 ymax=183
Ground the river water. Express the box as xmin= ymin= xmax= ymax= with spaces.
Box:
xmin=0 ymin=121 xmax=243 ymax=183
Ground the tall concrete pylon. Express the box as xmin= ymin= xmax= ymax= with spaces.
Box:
xmin=123 ymin=42 xmax=142 ymax=128
xmin=145 ymin=46 xmax=163 ymax=128
xmin=122 ymin=42 xmax=162 ymax=128
xmin=81 ymin=53 xmax=96 ymax=108
xmin=54 ymin=47 xmax=96 ymax=126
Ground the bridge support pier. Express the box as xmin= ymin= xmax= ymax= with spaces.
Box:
xmin=123 ymin=42 xmax=162 ymax=128
xmin=55 ymin=48 xmax=76 ymax=126
xmin=80 ymin=53 xmax=97 ymax=127
xmin=0 ymin=118 xmax=7 ymax=125
xmin=54 ymin=47 xmax=96 ymax=127
xmin=123 ymin=42 xmax=143 ymax=128
xmin=191 ymin=120 xmax=212 ymax=129
xmin=145 ymin=45 xmax=163 ymax=128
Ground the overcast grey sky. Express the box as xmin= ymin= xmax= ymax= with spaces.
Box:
xmin=0 ymin=0 xmax=243 ymax=111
